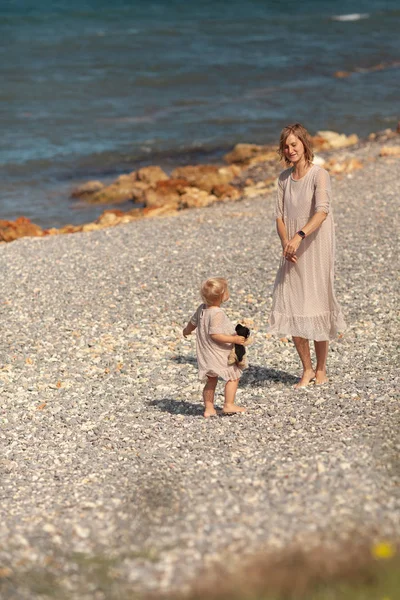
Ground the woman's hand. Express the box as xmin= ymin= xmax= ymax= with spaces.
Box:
xmin=283 ymin=235 xmax=302 ymax=262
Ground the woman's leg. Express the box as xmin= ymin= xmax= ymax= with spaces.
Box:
xmin=203 ymin=376 xmax=218 ymax=417
xmin=292 ymin=336 xmax=315 ymax=388
xmin=314 ymin=340 xmax=329 ymax=384
xmin=223 ymin=379 xmax=246 ymax=413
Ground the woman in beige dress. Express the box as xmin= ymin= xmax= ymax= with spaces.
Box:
xmin=268 ymin=123 xmax=346 ymax=387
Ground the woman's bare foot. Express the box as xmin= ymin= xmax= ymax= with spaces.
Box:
xmin=294 ymin=369 xmax=315 ymax=388
xmin=222 ymin=405 xmax=246 ymax=414
xmin=204 ymin=407 xmax=217 ymax=418
xmin=315 ymin=370 xmax=328 ymax=385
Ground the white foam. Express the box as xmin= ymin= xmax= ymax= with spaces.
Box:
xmin=331 ymin=13 xmax=370 ymax=22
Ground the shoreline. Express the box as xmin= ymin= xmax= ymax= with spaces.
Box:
xmin=1 ymin=126 xmax=399 ymax=243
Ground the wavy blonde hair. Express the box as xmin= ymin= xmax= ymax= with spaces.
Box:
xmin=278 ymin=123 xmax=314 ymax=166
xmin=200 ymin=277 xmax=228 ymax=305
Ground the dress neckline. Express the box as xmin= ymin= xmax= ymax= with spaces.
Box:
xmin=290 ymin=164 xmax=315 ymax=182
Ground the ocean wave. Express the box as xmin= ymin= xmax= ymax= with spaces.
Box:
xmin=331 ymin=13 xmax=370 ymax=22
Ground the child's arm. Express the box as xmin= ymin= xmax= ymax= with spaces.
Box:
xmin=211 ymin=334 xmax=246 ymax=345
xmin=183 ymin=321 xmax=197 ymax=338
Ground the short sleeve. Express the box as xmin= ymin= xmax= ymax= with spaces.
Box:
xmin=314 ymin=168 xmax=331 ymax=214
xmin=190 ymin=304 xmax=204 ymax=326
xmin=275 ymin=176 xmax=284 ymax=219
xmin=209 ymin=310 xmax=226 ymax=335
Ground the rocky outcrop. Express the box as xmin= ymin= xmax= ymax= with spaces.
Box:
xmin=71 ymin=180 xmax=104 ymax=198
xmin=224 ymin=143 xmax=277 ymax=166
xmin=170 ymin=164 xmax=240 ymax=192
xmin=71 ymin=166 xmax=170 ymax=205
xmin=143 ymin=179 xmax=188 ymax=209
xmin=242 ymin=177 xmax=276 ymax=199
xmin=324 ymin=157 xmax=363 ymax=175
xmin=84 ymin=173 xmax=144 ymax=204
xmin=312 ymin=131 xmax=359 ymax=150
xmin=379 ymin=146 xmax=400 ymax=157
xmin=212 ymin=184 xmax=241 ymax=200
xmin=136 ymin=165 xmax=169 ymax=185
xmin=0 ymin=217 xmax=44 ymax=243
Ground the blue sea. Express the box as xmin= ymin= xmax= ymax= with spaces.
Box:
xmin=1 ymin=0 xmax=399 ymax=227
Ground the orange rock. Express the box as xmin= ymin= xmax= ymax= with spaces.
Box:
xmin=71 ymin=180 xmax=104 ymax=198
xmin=81 ymin=222 xmax=102 ymax=232
xmin=180 ymin=187 xmax=218 ymax=208
xmin=57 ymin=224 xmax=83 ymax=234
xmin=212 ymin=183 xmax=241 ymax=200
xmin=324 ymin=157 xmax=363 ymax=175
xmin=143 ymin=178 xmax=188 ymax=208
xmin=170 ymin=164 xmax=239 ymax=193
xmin=379 ymin=146 xmax=400 ymax=157
xmin=312 ymin=131 xmax=359 ymax=150
xmin=143 ymin=205 xmax=179 ymax=218
xmin=248 ymin=150 xmax=278 ymax=166
xmin=0 ymin=217 xmax=44 ymax=242
xmin=334 ymin=71 xmax=350 ymax=78
xmin=136 ymin=165 xmax=169 ymax=185
xmin=243 ymin=177 xmax=276 ymax=199
xmin=224 ymin=143 xmax=277 ymax=165
xmin=87 ymin=176 xmax=141 ymax=204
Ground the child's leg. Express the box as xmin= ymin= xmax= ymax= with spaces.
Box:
xmin=203 ymin=376 xmax=218 ymax=417
xmin=223 ymin=378 xmax=246 ymax=414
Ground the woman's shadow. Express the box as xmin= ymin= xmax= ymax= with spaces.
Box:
xmin=240 ymin=364 xmax=298 ymax=387
xmin=171 ymin=354 xmax=297 ymax=387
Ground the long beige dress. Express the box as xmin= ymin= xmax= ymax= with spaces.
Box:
xmin=190 ymin=304 xmax=243 ymax=381
xmin=268 ymin=165 xmax=346 ymax=341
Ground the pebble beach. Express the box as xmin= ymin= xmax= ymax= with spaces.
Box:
xmin=0 ymin=138 xmax=399 ymax=598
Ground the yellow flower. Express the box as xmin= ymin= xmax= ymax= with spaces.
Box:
xmin=371 ymin=541 xmax=396 ymax=560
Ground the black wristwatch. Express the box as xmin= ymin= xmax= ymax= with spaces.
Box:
xmin=297 ymin=230 xmax=306 ymax=239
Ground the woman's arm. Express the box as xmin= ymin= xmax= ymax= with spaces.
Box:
xmin=277 ymin=217 xmax=298 ymax=263
xmin=284 ymin=211 xmax=327 ymax=260
xmin=276 ymin=217 xmax=288 ymax=248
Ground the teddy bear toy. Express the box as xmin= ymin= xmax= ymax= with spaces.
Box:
xmin=228 ymin=323 xmax=251 ymax=368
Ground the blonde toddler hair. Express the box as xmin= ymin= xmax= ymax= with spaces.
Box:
xmin=201 ymin=277 xmax=228 ymax=305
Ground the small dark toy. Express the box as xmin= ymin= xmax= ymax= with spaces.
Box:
xmin=228 ymin=324 xmax=251 ymax=368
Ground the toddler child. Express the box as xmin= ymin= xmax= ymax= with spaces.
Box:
xmin=183 ymin=277 xmax=247 ymax=418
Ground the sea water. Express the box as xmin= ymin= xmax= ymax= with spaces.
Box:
xmin=1 ymin=0 xmax=399 ymax=227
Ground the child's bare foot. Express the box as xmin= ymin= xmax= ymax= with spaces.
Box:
xmin=222 ymin=405 xmax=246 ymax=414
xmin=204 ymin=407 xmax=217 ymax=418
xmin=294 ymin=369 xmax=315 ymax=388
xmin=315 ymin=370 xmax=329 ymax=385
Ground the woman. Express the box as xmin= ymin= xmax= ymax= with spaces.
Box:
xmin=268 ymin=123 xmax=346 ymax=387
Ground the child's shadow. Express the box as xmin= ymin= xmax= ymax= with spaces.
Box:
xmin=171 ymin=354 xmax=197 ymax=366
xmin=149 ymin=398 xmax=203 ymax=416
xmin=240 ymin=364 xmax=298 ymax=386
